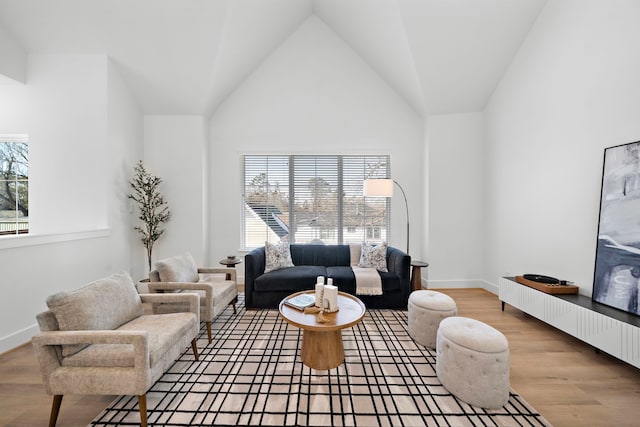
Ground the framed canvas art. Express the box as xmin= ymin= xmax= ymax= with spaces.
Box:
xmin=593 ymin=140 xmax=640 ymax=316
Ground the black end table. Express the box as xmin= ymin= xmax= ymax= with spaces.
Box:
xmin=219 ymin=257 xmax=242 ymax=280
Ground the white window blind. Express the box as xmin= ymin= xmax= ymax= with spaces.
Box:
xmin=242 ymin=154 xmax=389 ymax=248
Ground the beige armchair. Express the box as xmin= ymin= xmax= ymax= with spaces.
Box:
xmin=146 ymin=252 xmax=239 ymax=343
xmin=32 ymin=271 xmax=200 ymax=427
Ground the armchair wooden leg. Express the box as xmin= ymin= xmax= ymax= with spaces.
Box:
xmin=49 ymin=395 xmax=63 ymax=427
xmin=138 ymin=394 xmax=147 ymax=427
xmin=206 ymin=321 xmax=212 ymax=344
xmin=231 ymin=296 xmax=238 ymax=314
xmin=191 ymin=338 xmax=199 ymax=361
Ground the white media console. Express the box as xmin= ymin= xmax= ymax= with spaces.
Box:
xmin=499 ymin=277 xmax=640 ymax=369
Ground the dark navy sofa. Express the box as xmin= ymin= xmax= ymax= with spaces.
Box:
xmin=244 ymin=244 xmax=411 ymax=309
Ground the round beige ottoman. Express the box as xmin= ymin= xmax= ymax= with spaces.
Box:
xmin=408 ymin=290 xmax=457 ymax=348
xmin=436 ymin=316 xmax=510 ymax=409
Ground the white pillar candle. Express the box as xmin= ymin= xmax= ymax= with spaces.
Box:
xmin=323 ymin=284 xmax=338 ymax=312
xmin=315 ymin=283 xmax=324 ymax=307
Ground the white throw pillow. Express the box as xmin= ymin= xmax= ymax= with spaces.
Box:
xmin=264 ymin=240 xmax=295 ymax=273
xmin=358 ymin=242 xmax=388 ymax=272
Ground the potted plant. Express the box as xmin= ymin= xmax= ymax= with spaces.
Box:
xmin=128 ymin=161 xmax=170 ymax=271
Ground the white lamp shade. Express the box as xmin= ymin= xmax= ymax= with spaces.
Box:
xmin=363 ymin=179 xmax=394 ymax=197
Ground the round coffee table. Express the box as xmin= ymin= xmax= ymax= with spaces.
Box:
xmin=279 ymin=290 xmax=366 ymax=370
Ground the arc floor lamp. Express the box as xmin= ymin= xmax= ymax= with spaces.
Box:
xmin=363 ymin=178 xmax=409 ymax=254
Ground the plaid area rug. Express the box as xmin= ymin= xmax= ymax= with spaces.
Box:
xmin=91 ymin=295 xmax=551 ymax=427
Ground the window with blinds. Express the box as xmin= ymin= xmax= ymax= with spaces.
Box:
xmin=242 ymin=154 xmax=390 ymax=248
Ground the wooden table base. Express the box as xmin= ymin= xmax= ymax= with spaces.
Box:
xmin=279 ymin=291 xmax=365 ymax=371
xmin=300 ymin=329 xmax=344 ymax=370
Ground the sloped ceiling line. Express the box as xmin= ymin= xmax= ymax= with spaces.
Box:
xmin=0 ymin=0 xmax=547 ymax=116
xmin=204 ymin=0 xmax=314 ymax=118
xmin=312 ymin=0 xmax=426 ymax=116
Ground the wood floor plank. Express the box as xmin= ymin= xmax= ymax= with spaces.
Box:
xmin=1 ymin=288 xmax=639 ymax=426
xmin=438 ymin=288 xmax=640 ymax=427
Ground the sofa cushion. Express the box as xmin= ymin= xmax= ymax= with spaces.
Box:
xmin=325 ymin=266 xmax=356 ymax=294
xmin=265 ymin=240 xmax=295 ymax=273
xmin=61 ymin=312 xmax=197 ymax=368
xmin=290 ymin=244 xmax=351 ymax=266
xmin=358 ymin=242 xmax=388 ymax=272
xmin=156 ymin=252 xmax=200 ymax=283
xmin=378 ymin=270 xmax=403 ymax=291
xmin=254 ymin=265 xmax=327 ymax=292
xmin=46 ymin=271 xmax=143 ymax=357
xmin=152 ymin=280 xmax=238 ymax=319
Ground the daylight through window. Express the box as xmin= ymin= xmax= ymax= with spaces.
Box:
xmin=242 ymin=155 xmax=390 ymax=248
xmin=0 ymin=135 xmax=28 ymax=235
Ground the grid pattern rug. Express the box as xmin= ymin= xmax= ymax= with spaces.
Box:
xmin=91 ymin=295 xmax=551 ymax=427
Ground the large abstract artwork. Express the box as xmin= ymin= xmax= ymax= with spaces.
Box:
xmin=593 ymin=141 xmax=640 ymax=316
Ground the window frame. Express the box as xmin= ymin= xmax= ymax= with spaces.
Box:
xmin=241 ymin=154 xmax=391 ymax=250
xmin=0 ymin=134 xmax=29 ymax=236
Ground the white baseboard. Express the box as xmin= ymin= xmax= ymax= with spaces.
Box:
xmin=425 ymin=279 xmax=498 ymax=295
xmin=0 ymin=324 xmax=38 ymax=355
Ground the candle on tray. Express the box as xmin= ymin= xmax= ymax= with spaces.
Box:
xmin=315 ymin=283 xmax=324 ymax=307
xmin=323 ymin=284 xmax=338 ymax=312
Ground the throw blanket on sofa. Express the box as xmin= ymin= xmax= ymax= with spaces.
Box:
xmin=351 ymin=266 xmax=383 ymax=296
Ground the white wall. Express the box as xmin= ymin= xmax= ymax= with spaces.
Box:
xmin=209 ymin=15 xmax=424 ymax=278
xmin=143 ymin=115 xmax=207 ymax=267
xmin=108 ymin=60 xmax=145 ymax=280
xmin=484 ymin=0 xmax=640 ymax=295
xmin=0 ymin=56 xmax=142 ymax=353
xmin=0 ymin=23 xmax=26 ymax=83
xmin=427 ymin=113 xmax=486 ymax=289
xmin=0 ymin=81 xmax=28 ymax=130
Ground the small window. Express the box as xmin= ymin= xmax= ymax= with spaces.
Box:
xmin=0 ymin=135 xmax=28 ymax=235
xmin=366 ymin=226 xmax=381 ymax=240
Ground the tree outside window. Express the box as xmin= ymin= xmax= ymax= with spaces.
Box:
xmin=242 ymin=154 xmax=389 ymax=248
xmin=0 ymin=137 xmax=28 ymax=235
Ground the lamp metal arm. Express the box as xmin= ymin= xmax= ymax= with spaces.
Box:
xmin=393 ymin=180 xmax=409 ymax=254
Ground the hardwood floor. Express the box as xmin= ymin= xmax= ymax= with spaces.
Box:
xmin=440 ymin=288 xmax=640 ymax=427
xmin=1 ymin=288 xmax=639 ymax=426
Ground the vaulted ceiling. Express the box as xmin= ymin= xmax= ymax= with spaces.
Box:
xmin=0 ymin=0 xmax=547 ymax=117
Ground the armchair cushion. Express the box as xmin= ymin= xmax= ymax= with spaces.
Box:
xmin=156 ymin=252 xmax=200 ymax=283
xmin=45 ymin=271 xmax=143 ymax=357
xmin=61 ymin=312 xmax=197 ymax=368
xmin=148 ymin=280 xmax=237 ymax=320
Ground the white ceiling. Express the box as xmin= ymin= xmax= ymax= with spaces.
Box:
xmin=0 ymin=0 xmax=547 ymax=116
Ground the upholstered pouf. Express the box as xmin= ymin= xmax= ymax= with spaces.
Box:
xmin=407 ymin=290 xmax=457 ymax=348
xmin=436 ymin=316 xmax=510 ymax=409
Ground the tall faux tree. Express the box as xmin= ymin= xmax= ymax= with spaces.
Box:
xmin=128 ymin=161 xmax=170 ymax=271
